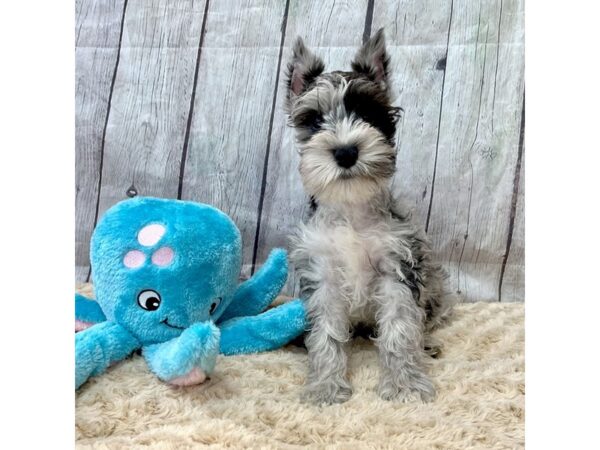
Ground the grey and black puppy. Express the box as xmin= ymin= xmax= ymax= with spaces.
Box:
xmin=286 ymin=29 xmax=455 ymax=405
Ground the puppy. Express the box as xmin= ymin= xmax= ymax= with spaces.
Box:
xmin=285 ymin=29 xmax=454 ymax=405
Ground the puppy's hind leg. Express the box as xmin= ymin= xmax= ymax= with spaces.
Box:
xmin=374 ymin=277 xmax=436 ymax=403
xmin=302 ymin=284 xmax=353 ymax=405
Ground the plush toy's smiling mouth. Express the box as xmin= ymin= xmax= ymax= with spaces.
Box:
xmin=160 ymin=318 xmax=185 ymax=330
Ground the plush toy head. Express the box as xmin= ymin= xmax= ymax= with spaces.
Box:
xmin=91 ymin=197 xmax=242 ymax=345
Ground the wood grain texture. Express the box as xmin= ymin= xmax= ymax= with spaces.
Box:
xmin=500 ymin=117 xmax=524 ymax=303
xmin=372 ymin=0 xmax=452 ymax=227
xmin=426 ymin=0 xmax=525 ymax=302
xmin=75 ymin=0 xmax=126 ymax=280
xmin=95 ymin=0 xmax=206 ymax=227
xmin=180 ymin=0 xmax=288 ymax=279
xmin=75 ymin=0 xmax=525 ymax=303
xmin=255 ymin=0 xmax=370 ymax=293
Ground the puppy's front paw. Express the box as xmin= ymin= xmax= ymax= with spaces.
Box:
xmin=377 ymin=371 xmax=436 ymax=403
xmin=301 ymin=379 xmax=353 ymax=405
xmin=424 ymin=336 xmax=443 ymax=358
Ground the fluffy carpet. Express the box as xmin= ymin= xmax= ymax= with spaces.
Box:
xmin=75 ymin=284 xmax=524 ymax=449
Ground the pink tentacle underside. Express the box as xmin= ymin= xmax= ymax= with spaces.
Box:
xmin=167 ymin=367 xmax=207 ymax=387
xmin=75 ymin=320 xmax=95 ymax=332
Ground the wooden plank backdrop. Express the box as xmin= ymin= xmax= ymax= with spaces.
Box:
xmin=75 ymin=0 xmax=525 ymax=302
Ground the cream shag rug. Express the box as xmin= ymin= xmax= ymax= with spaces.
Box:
xmin=76 ymin=285 xmax=524 ymax=449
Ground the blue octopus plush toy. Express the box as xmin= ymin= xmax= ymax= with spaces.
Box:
xmin=75 ymin=197 xmax=306 ymax=389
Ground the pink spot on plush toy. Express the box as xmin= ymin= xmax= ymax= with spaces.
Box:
xmin=152 ymin=247 xmax=174 ymax=267
xmin=75 ymin=320 xmax=94 ymax=332
xmin=138 ymin=224 xmax=166 ymax=246
xmin=123 ymin=250 xmax=146 ymax=268
xmin=168 ymin=367 xmax=207 ymax=387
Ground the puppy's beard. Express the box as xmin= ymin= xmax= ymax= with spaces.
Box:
xmin=298 ymin=121 xmax=396 ymax=204
xmin=314 ymin=177 xmax=384 ymax=204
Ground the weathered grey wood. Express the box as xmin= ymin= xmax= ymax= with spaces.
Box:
xmin=498 ymin=7 xmax=525 ymax=301
xmin=372 ymin=0 xmax=452 ymax=227
xmin=500 ymin=140 xmax=524 ymax=302
xmin=95 ymin=0 xmax=206 ymax=228
xmin=180 ymin=0 xmax=288 ymax=279
xmin=75 ymin=0 xmax=125 ymax=281
xmin=426 ymin=0 xmax=525 ymax=302
xmin=75 ymin=0 xmax=525 ymax=302
xmin=255 ymin=0 xmax=370 ymax=293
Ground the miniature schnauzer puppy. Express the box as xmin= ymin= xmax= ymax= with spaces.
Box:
xmin=286 ymin=29 xmax=454 ymax=405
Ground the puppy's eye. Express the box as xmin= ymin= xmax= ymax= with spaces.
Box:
xmin=209 ymin=297 xmax=222 ymax=315
xmin=137 ymin=290 xmax=161 ymax=311
xmin=308 ymin=117 xmax=323 ymax=133
xmin=298 ymin=111 xmax=323 ymax=133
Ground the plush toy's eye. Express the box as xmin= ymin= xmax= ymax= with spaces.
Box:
xmin=137 ymin=290 xmax=161 ymax=311
xmin=209 ymin=297 xmax=221 ymax=315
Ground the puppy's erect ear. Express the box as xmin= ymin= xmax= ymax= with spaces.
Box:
xmin=351 ymin=28 xmax=390 ymax=85
xmin=286 ymin=37 xmax=325 ymax=100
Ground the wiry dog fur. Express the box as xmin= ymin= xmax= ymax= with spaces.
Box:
xmin=286 ymin=29 xmax=455 ymax=405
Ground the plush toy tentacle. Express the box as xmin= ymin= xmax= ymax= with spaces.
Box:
xmin=219 ymin=299 xmax=307 ymax=355
xmin=75 ymin=321 xmax=140 ymax=389
xmin=143 ymin=322 xmax=220 ymax=385
xmin=75 ymin=294 xmax=107 ymax=331
xmin=218 ymin=248 xmax=288 ymax=323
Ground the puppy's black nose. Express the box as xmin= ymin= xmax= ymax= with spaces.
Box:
xmin=333 ymin=145 xmax=359 ymax=168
